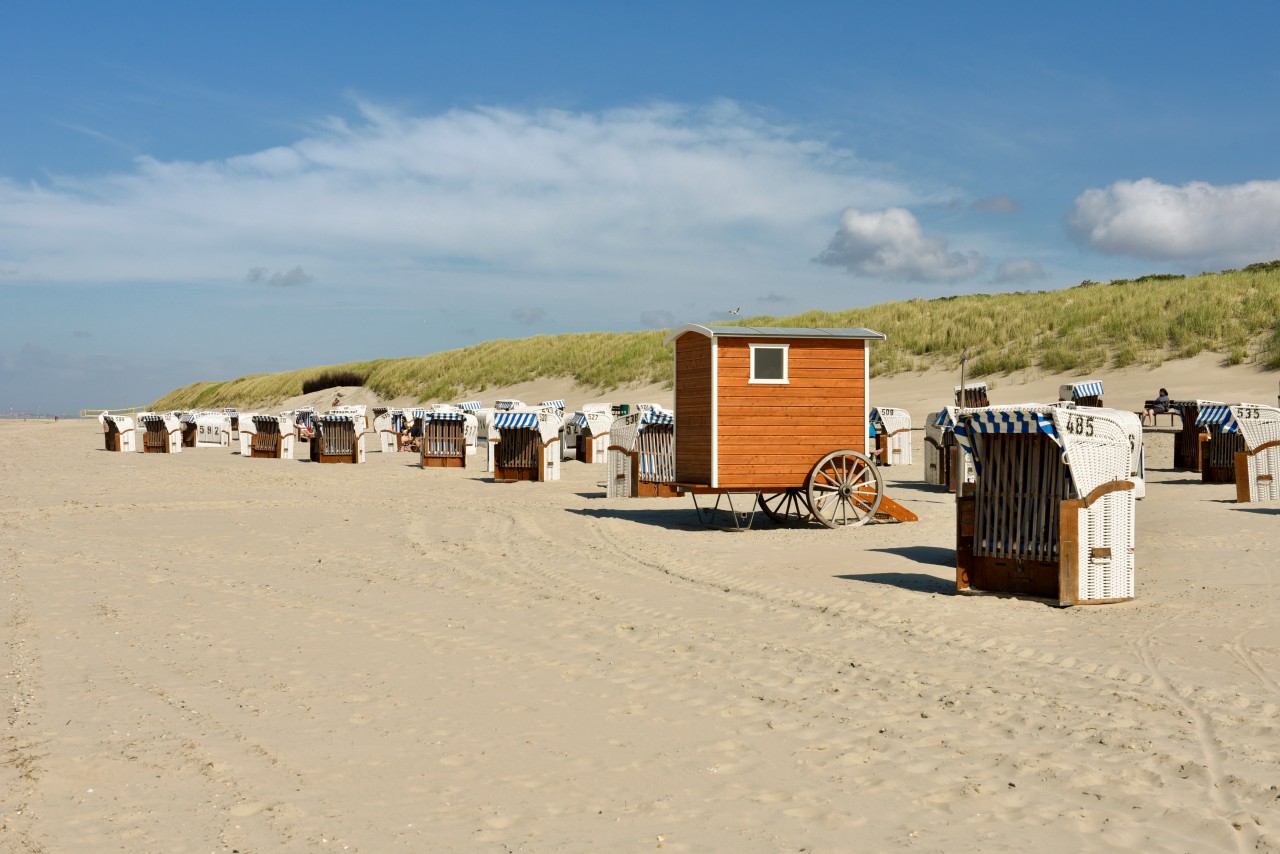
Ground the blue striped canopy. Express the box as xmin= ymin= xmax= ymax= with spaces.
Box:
xmin=1195 ymin=404 xmax=1238 ymax=432
xmin=320 ymin=415 xmax=353 ymax=423
xmin=572 ymin=413 xmax=589 ymax=427
xmin=640 ymin=410 xmax=674 ymax=426
xmin=933 ymin=409 xmax=955 ymax=430
xmin=456 ymin=401 xmax=482 ymax=411
xmin=954 ymin=409 xmax=1060 ymax=476
xmin=1067 ymin=380 xmax=1104 ymax=399
xmin=427 ymin=411 xmax=466 ymax=422
xmin=495 ymin=412 xmax=539 ymax=429
xmin=540 ymin=400 xmax=565 ymax=410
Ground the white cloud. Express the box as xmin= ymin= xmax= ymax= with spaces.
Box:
xmin=816 ymin=207 xmax=986 ymax=282
xmin=1069 ymin=177 xmax=1280 ymax=263
xmin=0 ymin=100 xmax=918 ymax=298
xmin=993 ymin=258 xmax=1046 ymax=283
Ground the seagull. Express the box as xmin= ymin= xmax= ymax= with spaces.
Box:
xmin=729 ymin=307 xmax=740 ymax=315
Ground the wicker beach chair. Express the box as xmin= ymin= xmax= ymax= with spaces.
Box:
xmin=1227 ymin=404 xmax=1280 ymax=503
xmin=955 ymin=403 xmax=1136 ymax=605
xmin=870 ymin=407 xmax=913 ymax=466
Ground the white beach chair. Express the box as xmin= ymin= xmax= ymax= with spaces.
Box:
xmin=139 ymin=412 xmax=183 ymax=454
xmin=490 ymin=408 xmax=565 ymax=482
xmin=98 ymin=412 xmax=137 ymax=452
xmin=955 ymin=403 xmax=1136 ymax=605
xmin=1226 ymin=404 xmax=1280 ymax=503
xmin=870 ymin=406 xmax=913 ymax=466
xmin=606 ymin=408 xmax=676 ymax=498
xmin=1059 ymin=380 xmax=1105 ymax=408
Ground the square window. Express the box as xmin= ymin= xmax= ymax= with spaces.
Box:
xmin=750 ymin=343 xmax=788 ymax=383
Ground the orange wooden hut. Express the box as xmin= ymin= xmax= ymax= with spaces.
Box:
xmin=664 ymin=324 xmax=911 ymax=527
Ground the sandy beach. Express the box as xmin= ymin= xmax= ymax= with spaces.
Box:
xmin=3 ymin=360 xmax=1279 ymax=852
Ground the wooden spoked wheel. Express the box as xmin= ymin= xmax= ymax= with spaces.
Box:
xmin=757 ymin=488 xmax=812 ymax=526
xmin=806 ymin=450 xmax=884 ymax=528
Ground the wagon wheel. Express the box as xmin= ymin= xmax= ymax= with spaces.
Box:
xmin=757 ymin=488 xmax=812 ymax=526
xmin=806 ymin=450 xmax=884 ymax=528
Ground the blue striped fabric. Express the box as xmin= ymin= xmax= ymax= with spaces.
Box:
xmin=933 ymin=409 xmax=955 ymax=430
xmin=320 ymin=415 xmax=353 ymax=423
xmin=540 ymin=400 xmax=565 ymax=410
xmin=954 ymin=409 xmax=1060 ymax=476
xmin=456 ymin=401 xmax=482 ymax=411
xmin=427 ymin=411 xmax=466 ymax=422
xmin=641 ymin=410 xmax=674 ymax=426
xmin=494 ymin=412 xmax=539 ymax=429
xmin=1069 ymin=380 xmax=1104 ymax=398
xmin=572 ymin=413 xmax=589 ymax=427
xmin=1195 ymin=405 xmax=1238 ymax=432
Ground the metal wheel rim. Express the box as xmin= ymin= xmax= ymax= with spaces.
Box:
xmin=806 ymin=450 xmax=884 ymax=528
xmin=757 ymin=488 xmax=812 ymax=526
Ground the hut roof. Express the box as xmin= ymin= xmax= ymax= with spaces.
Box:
xmin=664 ymin=324 xmax=885 ymax=344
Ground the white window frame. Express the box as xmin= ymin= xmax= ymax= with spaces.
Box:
xmin=749 ymin=342 xmax=789 ymax=384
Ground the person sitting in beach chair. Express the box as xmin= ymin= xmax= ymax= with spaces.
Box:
xmin=1143 ymin=388 xmax=1171 ymax=426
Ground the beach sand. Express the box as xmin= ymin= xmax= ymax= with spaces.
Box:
xmin=3 ymin=359 xmax=1279 ymax=852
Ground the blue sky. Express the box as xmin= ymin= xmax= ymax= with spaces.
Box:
xmin=3 ymin=2 xmax=1279 ymax=414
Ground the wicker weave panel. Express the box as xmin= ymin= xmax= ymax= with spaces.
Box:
xmin=1078 ymin=490 xmax=1136 ymax=601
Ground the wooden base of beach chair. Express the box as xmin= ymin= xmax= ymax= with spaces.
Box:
xmin=422 ymin=455 xmax=465 ymax=468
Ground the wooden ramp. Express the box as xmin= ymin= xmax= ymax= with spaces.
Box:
xmin=874 ymin=493 xmax=918 ymax=523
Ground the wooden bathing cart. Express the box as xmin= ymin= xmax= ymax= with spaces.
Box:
xmin=489 ymin=409 xmax=565 ymax=482
xmin=98 ymin=413 xmax=137 ymax=452
xmin=954 ymin=404 xmax=1136 ymax=606
xmin=665 ymin=324 xmax=916 ymax=528
xmin=607 ymin=408 xmax=678 ymax=498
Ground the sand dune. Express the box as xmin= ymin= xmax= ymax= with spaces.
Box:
xmin=2 ymin=360 xmax=1278 ymax=852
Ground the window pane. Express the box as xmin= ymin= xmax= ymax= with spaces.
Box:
xmin=754 ymin=347 xmax=784 ymax=380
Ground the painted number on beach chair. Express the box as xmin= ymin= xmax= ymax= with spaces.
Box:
xmin=1065 ymin=415 xmax=1095 ymax=437
xmin=1239 ymin=407 xmax=1262 ymax=419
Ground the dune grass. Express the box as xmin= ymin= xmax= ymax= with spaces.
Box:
xmin=150 ymin=263 xmax=1280 ymax=411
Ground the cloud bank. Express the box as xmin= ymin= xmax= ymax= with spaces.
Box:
xmin=0 ymin=101 xmax=916 ymax=294
xmin=816 ymin=207 xmax=986 ymax=282
xmin=1069 ymin=177 xmax=1280 ymax=263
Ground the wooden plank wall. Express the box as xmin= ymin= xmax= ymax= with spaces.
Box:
xmin=674 ymin=334 xmax=713 ymax=485
xmin=716 ymin=337 xmax=866 ymax=490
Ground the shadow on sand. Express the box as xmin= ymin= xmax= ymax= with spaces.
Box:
xmin=1234 ymin=505 xmax=1280 ymax=515
xmin=833 ymin=546 xmax=957 ymax=595
xmin=566 ymin=505 xmax=706 ymax=530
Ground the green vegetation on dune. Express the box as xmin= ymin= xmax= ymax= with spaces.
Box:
xmin=150 ymin=263 xmax=1280 ymax=411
